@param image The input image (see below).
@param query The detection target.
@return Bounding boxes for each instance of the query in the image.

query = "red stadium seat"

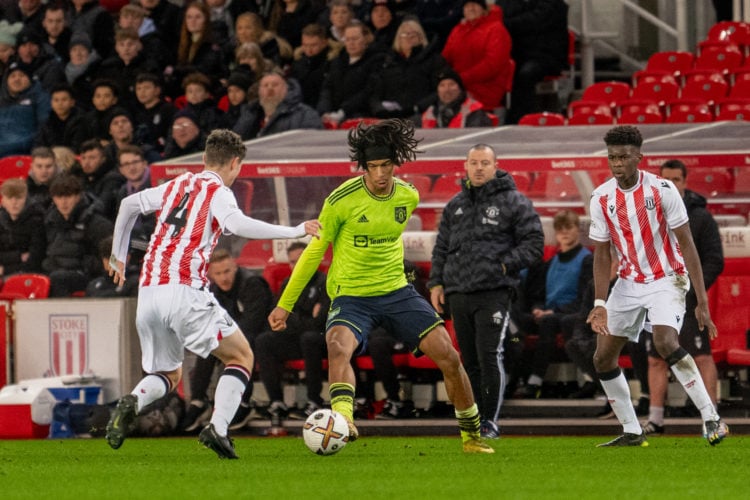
[694,44,744,74]
[423,171,465,202]
[567,100,611,118]
[715,108,750,121]
[645,51,694,78]
[714,97,750,120]
[262,262,292,296]
[631,69,678,88]
[0,274,51,300]
[508,171,532,193]
[581,81,631,109]
[729,77,750,98]
[567,112,616,125]
[236,239,274,268]
[397,174,432,195]
[528,171,580,199]
[685,168,733,197]
[617,110,663,124]
[617,99,661,117]
[339,118,380,129]
[707,20,750,51]
[518,112,566,126]
[0,155,31,184]
[680,75,729,105]
[217,95,230,112]
[664,98,712,119]
[232,179,254,214]
[630,80,680,106]
[665,108,713,123]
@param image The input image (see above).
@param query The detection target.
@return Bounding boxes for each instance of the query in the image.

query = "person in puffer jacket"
[0,61,50,157]
[42,173,113,297]
[429,143,543,439]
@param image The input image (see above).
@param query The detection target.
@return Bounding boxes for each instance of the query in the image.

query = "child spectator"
[0,178,46,278]
[42,173,113,297]
[326,0,355,43]
[289,23,340,109]
[182,72,223,134]
[219,70,253,129]
[26,146,60,210]
[34,83,88,153]
[97,28,161,109]
[132,73,177,153]
[82,78,118,142]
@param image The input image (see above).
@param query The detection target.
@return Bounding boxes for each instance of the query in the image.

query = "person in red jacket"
[441,0,512,111]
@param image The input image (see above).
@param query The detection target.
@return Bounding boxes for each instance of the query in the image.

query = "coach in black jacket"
[429,143,543,439]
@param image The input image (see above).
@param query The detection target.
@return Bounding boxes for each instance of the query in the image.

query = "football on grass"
[303,409,349,455]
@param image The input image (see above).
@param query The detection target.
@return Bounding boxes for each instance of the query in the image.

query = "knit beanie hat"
[437,68,465,91]
[226,71,254,92]
[0,21,23,47]
[69,31,93,51]
[462,0,488,10]
[15,25,43,47]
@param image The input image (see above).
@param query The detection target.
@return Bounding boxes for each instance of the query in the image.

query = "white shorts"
[606,273,689,341]
[136,284,238,373]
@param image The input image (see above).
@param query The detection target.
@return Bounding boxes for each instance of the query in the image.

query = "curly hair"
[205,129,246,167]
[347,119,422,170]
[603,125,643,148]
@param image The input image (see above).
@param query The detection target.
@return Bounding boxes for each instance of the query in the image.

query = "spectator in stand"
[113,145,155,267]
[10,24,65,93]
[219,70,253,129]
[254,242,330,429]
[441,0,512,111]
[564,256,619,399]
[233,42,278,101]
[42,173,113,297]
[181,72,224,134]
[496,0,569,124]
[0,61,50,157]
[228,12,292,68]
[429,143,543,439]
[97,28,161,109]
[641,160,725,436]
[64,32,101,111]
[0,21,23,77]
[52,146,79,173]
[41,4,71,62]
[367,0,399,53]
[72,138,123,220]
[205,0,259,51]
[412,68,492,128]
[317,21,385,126]
[34,83,88,153]
[82,79,119,143]
[132,73,177,154]
[415,0,463,51]
[117,4,171,71]
[268,0,324,50]
[0,178,46,278]
[368,17,447,119]
[67,0,115,60]
[26,146,59,209]
[135,0,182,64]
[233,71,322,140]
[103,108,160,166]
[181,249,274,433]
[1,0,44,34]
[163,109,207,159]
[85,235,139,297]
[326,0,356,43]
[512,210,592,399]
[169,1,227,99]
[290,23,341,109]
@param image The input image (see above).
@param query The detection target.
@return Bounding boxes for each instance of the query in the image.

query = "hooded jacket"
[441,5,513,109]
[233,78,322,140]
[429,170,544,294]
[0,77,50,156]
[683,189,724,289]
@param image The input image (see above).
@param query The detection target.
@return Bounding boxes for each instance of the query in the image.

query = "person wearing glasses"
[368,17,449,119]
[163,108,207,159]
[587,125,728,447]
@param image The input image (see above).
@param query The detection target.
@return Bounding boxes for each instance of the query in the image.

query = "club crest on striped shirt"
[645,197,655,210]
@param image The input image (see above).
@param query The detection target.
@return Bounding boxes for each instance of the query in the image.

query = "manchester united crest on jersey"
[394,206,407,223]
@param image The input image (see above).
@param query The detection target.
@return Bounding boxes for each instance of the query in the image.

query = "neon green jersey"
[278,176,418,311]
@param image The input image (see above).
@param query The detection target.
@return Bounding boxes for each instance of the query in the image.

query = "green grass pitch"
[0,435,746,499]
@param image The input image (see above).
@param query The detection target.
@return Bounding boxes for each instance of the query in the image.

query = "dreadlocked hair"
[348,118,422,170]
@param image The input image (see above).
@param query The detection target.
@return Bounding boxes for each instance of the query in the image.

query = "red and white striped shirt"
[138,171,230,288]
[589,170,689,283]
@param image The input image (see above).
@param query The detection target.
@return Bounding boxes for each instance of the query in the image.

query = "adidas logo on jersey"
[357,214,369,223]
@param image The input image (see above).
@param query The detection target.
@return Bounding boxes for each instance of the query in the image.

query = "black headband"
[363,144,393,162]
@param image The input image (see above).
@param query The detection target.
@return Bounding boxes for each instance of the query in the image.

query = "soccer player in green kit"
[268,119,493,453]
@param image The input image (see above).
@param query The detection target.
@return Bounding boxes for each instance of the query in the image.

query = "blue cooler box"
[47,386,102,405]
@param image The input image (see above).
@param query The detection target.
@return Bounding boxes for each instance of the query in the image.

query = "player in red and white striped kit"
[105,129,321,458]
[587,125,727,447]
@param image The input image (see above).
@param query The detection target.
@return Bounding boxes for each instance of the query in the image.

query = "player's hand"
[586,306,610,336]
[430,286,445,314]
[108,255,126,287]
[268,306,290,331]
[303,219,322,239]
[695,302,718,340]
